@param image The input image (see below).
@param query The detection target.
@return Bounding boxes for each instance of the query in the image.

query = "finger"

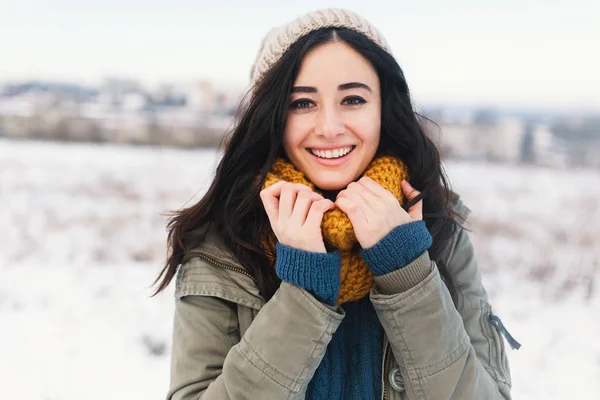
[290,190,313,226]
[408,200,424,221]
[401,180,421,200]
[343,184,375,217]
[311,192,325,201]
[289,183,322,205]
[358,176,391,198]
[278,183,296,220]
[262,180,287,196]
[262,181,312,197]
[280,183,320,221]
[402,180,423,220]
[260,187,280,223]
[335,196,367,225]
[288,183,315,196]
[305,199,335,228]
[348,181,383,212]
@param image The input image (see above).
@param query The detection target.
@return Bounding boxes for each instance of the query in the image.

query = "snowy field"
[1,138,599,399]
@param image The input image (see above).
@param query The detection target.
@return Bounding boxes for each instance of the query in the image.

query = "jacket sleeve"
[167,279,344,400]
[369,227,514,400]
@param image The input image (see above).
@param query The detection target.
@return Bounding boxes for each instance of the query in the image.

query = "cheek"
[351,112,381,146]
[283,116,313,155]
[282,119,297,153]
[281,134,295,162]
[364,124,381,144]
[283,116,301,145]
[367,108,382,145]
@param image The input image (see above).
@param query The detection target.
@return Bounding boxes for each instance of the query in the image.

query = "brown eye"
[290,99,314,109]
[343,96,366,106]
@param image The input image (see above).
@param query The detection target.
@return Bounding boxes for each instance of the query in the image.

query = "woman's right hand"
[260,181,334,253]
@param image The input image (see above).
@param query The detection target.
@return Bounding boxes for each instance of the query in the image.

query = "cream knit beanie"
[250,8,391,88]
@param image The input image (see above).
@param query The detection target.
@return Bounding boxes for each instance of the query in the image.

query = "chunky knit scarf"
[262,156,409,304]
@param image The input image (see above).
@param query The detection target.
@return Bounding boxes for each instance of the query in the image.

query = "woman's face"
[282,40,381,191]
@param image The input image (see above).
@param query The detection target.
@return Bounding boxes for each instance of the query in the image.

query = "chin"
[310,175,354,191]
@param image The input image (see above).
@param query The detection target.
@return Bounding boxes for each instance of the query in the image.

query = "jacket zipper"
[382,342,392,400]
[182,251,257,283]
[489,314,521,350]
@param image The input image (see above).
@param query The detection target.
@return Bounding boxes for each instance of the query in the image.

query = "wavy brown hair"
[152,28,461,305]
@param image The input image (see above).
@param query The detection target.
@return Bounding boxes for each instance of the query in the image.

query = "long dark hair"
[152,27,461,305]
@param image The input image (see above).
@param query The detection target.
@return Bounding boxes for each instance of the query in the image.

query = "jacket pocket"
[480,302,516,386]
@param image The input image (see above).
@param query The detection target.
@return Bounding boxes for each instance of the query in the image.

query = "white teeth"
[309,146,353,159]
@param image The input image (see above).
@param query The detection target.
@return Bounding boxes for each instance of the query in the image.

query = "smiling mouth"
[307,146,356,159]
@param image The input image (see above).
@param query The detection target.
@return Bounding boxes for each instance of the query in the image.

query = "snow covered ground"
[1,138,599,399]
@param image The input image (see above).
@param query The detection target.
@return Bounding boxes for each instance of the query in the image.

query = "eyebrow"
[338,82,372,92]
[291,82,372,93]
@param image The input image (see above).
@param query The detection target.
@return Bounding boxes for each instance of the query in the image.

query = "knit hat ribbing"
[250,8,391,88]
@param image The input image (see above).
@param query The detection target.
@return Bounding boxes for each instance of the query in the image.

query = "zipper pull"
[489,314,521,350]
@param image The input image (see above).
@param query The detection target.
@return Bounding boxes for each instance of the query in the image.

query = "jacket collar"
[186,225,245,269]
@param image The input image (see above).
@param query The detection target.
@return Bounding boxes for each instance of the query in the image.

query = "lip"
[306,146,355,167]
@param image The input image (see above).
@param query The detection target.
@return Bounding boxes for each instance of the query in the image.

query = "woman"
[154,8,520,400]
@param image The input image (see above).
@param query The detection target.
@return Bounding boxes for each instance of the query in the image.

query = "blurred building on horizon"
[0,79,599,168]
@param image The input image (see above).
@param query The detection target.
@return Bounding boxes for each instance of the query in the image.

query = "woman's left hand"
[335,177,423,249]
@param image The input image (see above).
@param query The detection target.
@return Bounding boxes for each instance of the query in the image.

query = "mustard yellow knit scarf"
[262,156,409,304]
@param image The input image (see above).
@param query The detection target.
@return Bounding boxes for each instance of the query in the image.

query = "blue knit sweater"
[276,221,432,399]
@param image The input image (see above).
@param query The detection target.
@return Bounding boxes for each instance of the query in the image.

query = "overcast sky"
[1,0,598,110]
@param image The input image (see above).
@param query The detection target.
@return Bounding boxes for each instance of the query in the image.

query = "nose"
[314,103,345,139]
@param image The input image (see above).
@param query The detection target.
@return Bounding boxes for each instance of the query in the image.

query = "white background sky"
[1,0,599,109]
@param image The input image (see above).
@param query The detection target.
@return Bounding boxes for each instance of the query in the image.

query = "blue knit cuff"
[361,220,433,276]
[275,243,341,306]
